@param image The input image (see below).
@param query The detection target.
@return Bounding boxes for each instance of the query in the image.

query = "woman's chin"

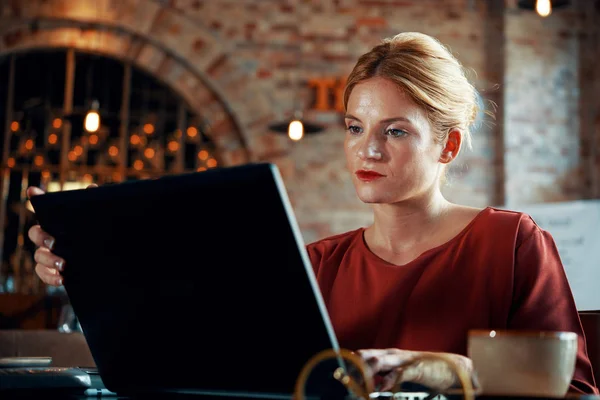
[356,190,389,204]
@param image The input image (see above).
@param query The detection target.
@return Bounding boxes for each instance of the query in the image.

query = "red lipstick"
[355,170,385,182]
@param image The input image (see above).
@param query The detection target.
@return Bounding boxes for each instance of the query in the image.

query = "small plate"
[0,357,53,368]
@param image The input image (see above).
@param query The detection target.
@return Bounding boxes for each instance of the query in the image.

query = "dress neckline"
[357,206,493,268]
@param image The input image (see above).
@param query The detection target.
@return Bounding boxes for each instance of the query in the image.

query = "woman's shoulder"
[307,228,364,251]
[473,206,545,244]
[305,228,365,264]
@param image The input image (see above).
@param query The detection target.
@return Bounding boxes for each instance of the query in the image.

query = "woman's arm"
[508,219,598,394]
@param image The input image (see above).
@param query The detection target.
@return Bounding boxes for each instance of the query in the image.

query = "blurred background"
[0,0,599,327]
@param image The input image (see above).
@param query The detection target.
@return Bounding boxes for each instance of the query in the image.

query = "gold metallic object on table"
[294,348,475,400]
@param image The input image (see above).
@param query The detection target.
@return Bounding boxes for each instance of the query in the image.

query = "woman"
[28,32,597,394]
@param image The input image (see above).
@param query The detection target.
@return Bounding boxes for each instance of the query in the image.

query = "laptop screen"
[31,163,342,398]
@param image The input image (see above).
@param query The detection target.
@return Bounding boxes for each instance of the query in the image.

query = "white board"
[510,200,600,311]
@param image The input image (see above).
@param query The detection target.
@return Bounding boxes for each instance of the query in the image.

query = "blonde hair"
[344,32,481,151]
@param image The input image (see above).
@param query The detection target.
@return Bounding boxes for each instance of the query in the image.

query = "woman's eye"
[386,128,408,138]
[346,125,362,135]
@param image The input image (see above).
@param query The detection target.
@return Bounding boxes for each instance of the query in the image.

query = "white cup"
[468,330,578,398]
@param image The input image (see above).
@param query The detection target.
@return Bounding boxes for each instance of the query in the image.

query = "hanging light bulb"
[288,119,304,141]
[269,116,324,139]
[518,0,569,16]
[536,0,552,17]
[84,100,100,133]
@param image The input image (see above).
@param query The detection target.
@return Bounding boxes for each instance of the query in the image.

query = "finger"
[86,184,98,189]
[359,349,415,374]
[357,348,403,360]
[28,225,55,249]
[356,349,383,359]
[400,360,455,391]
[378,370,402,391]
[34,247,65,272]
[358,349,388,375]
[356,349,392,372]
[26,186,46,199]
[395,363,423,386]
[35,264,63,286]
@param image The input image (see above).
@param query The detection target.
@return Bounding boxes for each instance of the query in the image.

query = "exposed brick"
[248,132,290,161]
[256,68,272,79]
[358,1,415,6]
[356,17,388,27]
[1,0,598,242]
[192,38,205,52]
[204,54,230,78]
[135,43,166,74]
[220,148,250,166]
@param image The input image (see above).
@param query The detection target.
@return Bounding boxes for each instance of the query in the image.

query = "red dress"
[306,207,598,394]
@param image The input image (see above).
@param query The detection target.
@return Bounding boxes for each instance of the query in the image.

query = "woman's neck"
[368,190,452,254]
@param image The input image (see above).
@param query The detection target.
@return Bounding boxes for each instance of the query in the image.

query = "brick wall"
[3,0,599,244]
[165,0,599,241]
[504,1,599,207]
[165,0,503,242]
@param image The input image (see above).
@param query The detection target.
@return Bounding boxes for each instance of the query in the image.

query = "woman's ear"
[439,129,462,164]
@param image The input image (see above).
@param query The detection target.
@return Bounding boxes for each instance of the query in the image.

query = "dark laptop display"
[30,163,342,398]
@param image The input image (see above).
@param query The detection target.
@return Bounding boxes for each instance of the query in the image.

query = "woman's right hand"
[27,184,97,286]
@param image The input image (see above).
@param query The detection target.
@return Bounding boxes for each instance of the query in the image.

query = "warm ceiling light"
[52,118,62,129]
[288,120,304,141]
[517,0,570,17]
[168,141,179,152]
[197,150,209,160]
[143,123,154,134]
[108,146,119,157]
[10,121,19,132]
[133,160,144,171]
[187,127,198,138]
[89,134,99,145]
[48,134,58,144]
[269,115,324,140]
[144,148,155,159]
[206,158,217,168]
[536,0,551,16]
[130,134,141,145]
[84,100,100,133]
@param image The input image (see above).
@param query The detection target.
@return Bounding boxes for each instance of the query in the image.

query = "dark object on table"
[0,330,95,368]
[0,367,90,391]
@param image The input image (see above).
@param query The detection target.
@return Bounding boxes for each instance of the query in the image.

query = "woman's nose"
[357,135,383,161]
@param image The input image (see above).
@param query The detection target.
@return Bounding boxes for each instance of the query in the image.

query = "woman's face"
[344,77,446,205]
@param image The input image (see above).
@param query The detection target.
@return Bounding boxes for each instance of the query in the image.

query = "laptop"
[30,163,347,399]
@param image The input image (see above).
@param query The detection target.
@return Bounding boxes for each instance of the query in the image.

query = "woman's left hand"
[357,348,473,392]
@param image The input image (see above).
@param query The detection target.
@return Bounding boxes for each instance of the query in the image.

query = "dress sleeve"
[508,218,598,394]
[306,241,324,275]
